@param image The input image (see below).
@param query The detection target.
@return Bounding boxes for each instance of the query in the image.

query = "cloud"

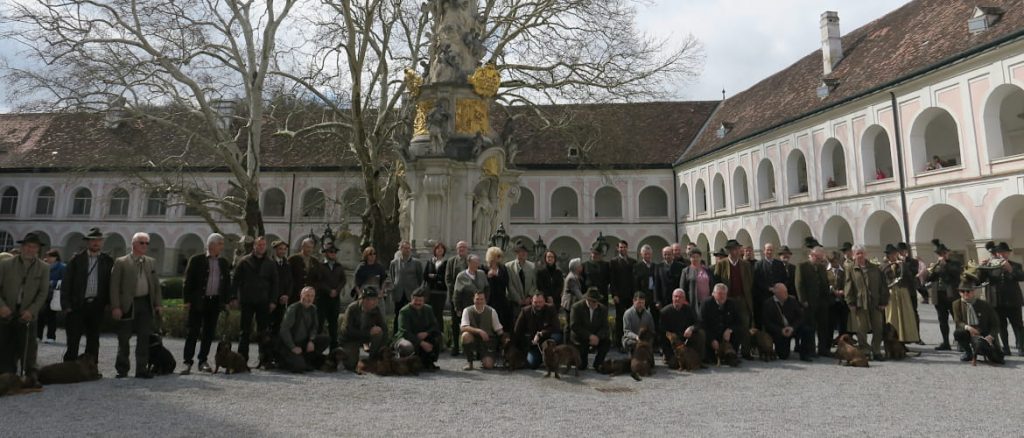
[636,0,912,100]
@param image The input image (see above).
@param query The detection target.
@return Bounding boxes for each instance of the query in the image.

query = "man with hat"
[926,239,962,350]
[393,288,442,371]
[181,233,233,375]
[340,286,388,371]
[388,240,424,333]
[778,246,797,296]
[976,241,1024,356]
[0,232,50,375]
[513,293,563,369]
[621,292,655,353]
[110,232,163,378]
[608,240,637,347]
[795,238,833,357]
[844,244,889,360]
[311,242,347,350]
[570,287,610,370]
[582,239,611,305]
[712,248,728,264]
[896,242,925,340]
[278,286,330,373]
[231,236,280,363]
[269,240,293,334]
[713,239,754,359]
[506,239,538,321]
[839,242,854,268]
[61,227,115,363]
[951,277,1003,364]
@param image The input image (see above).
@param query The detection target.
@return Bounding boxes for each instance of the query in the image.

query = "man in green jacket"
[795,241,832,357]
[0,233,49,375]
[844,245,889,360]
[393,288,442,370]
[278,287,329,373]
[340,286,388,371]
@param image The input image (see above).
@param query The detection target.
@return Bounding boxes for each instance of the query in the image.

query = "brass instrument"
[976,256,1007,286]
[884,260,903,289]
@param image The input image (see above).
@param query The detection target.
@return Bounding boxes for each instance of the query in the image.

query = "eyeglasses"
[138,242,150,245]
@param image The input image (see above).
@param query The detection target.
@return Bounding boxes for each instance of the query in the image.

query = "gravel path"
[5,305,1022,437]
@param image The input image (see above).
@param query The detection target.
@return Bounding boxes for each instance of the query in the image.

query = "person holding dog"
[569,288,610,371]
[951,278,1003,364]
[713,239,754,360]
[701,283,745,364]
[659,288,705,365]
[232,236,280,363]
[513,293,563,369]
[460,290,504,370]
[278,287,330,373]
[762,283,813,361]
[393,288,442,371]
[340,286,388,371]
[61,228,114,364]
[0,233,50,376]
[845,245,889,361]
[110,232,163,379]
[181,233,233,375]
[622,292,655,353]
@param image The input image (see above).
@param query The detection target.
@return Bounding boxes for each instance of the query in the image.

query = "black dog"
[148,334,177,375]
[38,355,102,385]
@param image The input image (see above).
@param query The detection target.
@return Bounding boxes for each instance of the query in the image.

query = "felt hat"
[931,239,949,254]
[360,286,380,299]
[584,287,603,301]
[16,232,44,246]
[778,246,793,256]
[993,242,1011,253]
[883,244,898,255]
[712,248,727,258]
[804,236,822,249]
[896,242,910,252]
[84,228,104,240]
[724,239,742,249]
[271,240,288,249]
[957,277,980,291]
[840,241,853,252]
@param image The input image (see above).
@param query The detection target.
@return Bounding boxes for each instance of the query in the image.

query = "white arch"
[594,186,623,218]
[786,149,808,195]
[732,167,750,206]
[756,159,777,202]
[820,138,848,188]
[982,83,1024,160]
[909,107,963,174]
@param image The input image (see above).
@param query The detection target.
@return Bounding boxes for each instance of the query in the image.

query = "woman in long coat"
[882,245,920,343]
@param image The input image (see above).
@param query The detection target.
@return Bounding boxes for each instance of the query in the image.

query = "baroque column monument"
[403,0,522,250]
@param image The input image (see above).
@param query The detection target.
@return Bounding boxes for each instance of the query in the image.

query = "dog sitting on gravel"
[665,333,702,372]
[748,328,777,362]
[834,334,870,367]
[541,339,580,379]
[501,334,528,371]
[0,373,42,397]
[148,334,176,375]
[390,355,423,376]
[882,323,908,361]
[715,340,739,367]
[37,355,102,385]
[357,347,395,376]
[214,341,251,375]
[256,331,278,369]
[321,348,349,372]
[629,328,656,379]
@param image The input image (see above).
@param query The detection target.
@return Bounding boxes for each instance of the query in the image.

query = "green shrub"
[160,277,184,300]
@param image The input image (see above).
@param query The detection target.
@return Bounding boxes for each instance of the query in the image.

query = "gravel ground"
[4,305,1022,437]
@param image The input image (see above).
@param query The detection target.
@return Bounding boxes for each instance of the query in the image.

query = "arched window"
[0,187,18,215]
[679,183,690,217]
[695,179,707,214]
[787,150,809,195]
[984,84,1024,160]
[109,188,130,217]
[712,174,726,211]
[821,139,847,188]
[861,126,893,181]
[0,230,13,252]
[342,188,367,220]
[757,159,776,201]
[910,108,962,173]
[263,188,287,217]
[638,186,668,217]
[732,168,749,206]
[35,187,55,216]
[550,187,578,218]
[145,191,168,216]
[594,186,622,218]
[71,188,93,216]
[511,187,535,218]
[301,189,325,218]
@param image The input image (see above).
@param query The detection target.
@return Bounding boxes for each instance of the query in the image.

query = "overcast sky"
[636,0,912,101]
[0,0,912,110]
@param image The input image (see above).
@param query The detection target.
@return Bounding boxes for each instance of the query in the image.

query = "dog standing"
[749,329,777,362]
[716,340,739,367]
[390,355,423,376]
[214,341,251,374]
[882,323,908,361]
[834,334,870,367]
[37,355,102,385]
[148,334,176,375]
[357,347,395,376]
[541,339,580,379]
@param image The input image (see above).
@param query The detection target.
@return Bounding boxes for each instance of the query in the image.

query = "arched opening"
[1,187,19,215]
[695,234,711,264]
[511,187,535,219]
[759,225,781,250]
[679,183,690,218]
[991,195,1024,253]
[732,168,750,206]
[862,126,893,181]
[0,230,14,252]
[102,233,128,259]
[984,84,1024,160]
[594,186,623,218]
[548,236,582,272]
[62,232,86,255]
[301,188,326,218]
[263,188,287,217]
[757,159,777,201]
[864,210,903,249]
[695,179,708,214]
[148,233,167,275]
[176,233,206,274]
[787,220,813,261]
[713,231,728,255]
[786,150,809,195]
[109,188,130,217]
[71,188,93,217]
[914,204,976,262]
[821,216,854,251]
[735,229,754,249]
[821,139,847,188]
[910,107,962,173]
[510,235,535,254]
[145,191,168,217]
[680,234,692,247]
[342,188,367,220]
[638,186,669,217]
[601,235,621,254]
[637,236,670,262]
[34,187,55,216]
[550,187,579,218]
[712,174,726,211]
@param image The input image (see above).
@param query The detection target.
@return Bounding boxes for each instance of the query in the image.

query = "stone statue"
[427,99,451,154]
[472,177,498,246]
[398,194,413,243]
[424,0,484,83]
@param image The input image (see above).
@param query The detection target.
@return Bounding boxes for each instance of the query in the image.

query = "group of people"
[1,226,1021,382]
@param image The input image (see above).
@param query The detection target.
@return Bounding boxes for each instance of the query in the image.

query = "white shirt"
[461,305,503,333]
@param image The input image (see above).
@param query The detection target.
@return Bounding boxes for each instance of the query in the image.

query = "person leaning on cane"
[0,233,50,377]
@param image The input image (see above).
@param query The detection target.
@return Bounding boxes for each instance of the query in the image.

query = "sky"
[635,0,913,101]
[0,0,913,110]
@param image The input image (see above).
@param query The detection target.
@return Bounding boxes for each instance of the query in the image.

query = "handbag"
[49,280,62,312]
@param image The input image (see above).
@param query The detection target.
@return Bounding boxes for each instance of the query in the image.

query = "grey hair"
[568,257,583,273]
[206,233,225,247]
[851,244,865,253]
[713,283,729,294]
[467,254,481,264]
[131,232,150,244]
[640,244,653,254]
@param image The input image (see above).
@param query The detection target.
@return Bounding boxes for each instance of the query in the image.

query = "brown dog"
[748,329,777,362]
[357,347,395,376]
[630,329,656,379]
[0,373,42,397]
[321,348,349,372]
[835,334,870,367]
[882,323,908,361]
[716,340,739,367]
[38,355,102,385]
[666,333,702,372]
[501,334,528,371]
[541,340,580,379]
[600,358,632,376]
[390,355,423,376]
[214,341,251,374]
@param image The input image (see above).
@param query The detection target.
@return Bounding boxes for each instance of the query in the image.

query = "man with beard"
[393,289,442,370]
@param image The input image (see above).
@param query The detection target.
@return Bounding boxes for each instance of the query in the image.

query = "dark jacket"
[273,257,294,303]
[634,260,658,304]
[394,302,441,344]
[581,259,610,298]
[513,304,562,346]
[762,296,805,339]
[340,300,388,343]
[232,252,279,305]
[952,298,1001,338]
[311,260,347,301]
[423,258,448,294]
[795,261,830,308]
[700,297,744,342]
[569,299,609,343]
[653,262,677,306]
[536,263,565,307]
[754,258,787,300]
[288,254,317,296]
[279,302,319,349]
[978,260,1024,309]
[61,250,114,309]
[659,302,700,337]
[183,254,232,311]
[608,255,637,301]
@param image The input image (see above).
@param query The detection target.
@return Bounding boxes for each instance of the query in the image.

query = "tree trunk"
[244,197,266,239]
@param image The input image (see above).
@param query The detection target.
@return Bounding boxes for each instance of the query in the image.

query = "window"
[638,186,668,217]
[861,126,892,181]
[301,189,325,218]
[109,189,130,217]
[594,186,622,218]
[821,139,847,188]
[342,188,367,219]
[71,188,93,216]
[35,187,55,216]
[757,159,776,201]
[695,179,707,214]
[263,188,286,217]
[510,187,535,218]
[787,150,809,195]
[712,174,726,211]
[733,168,750,206]
[145,191,168,216]
[910,107,962,174]
[0,230,13,252]
[0,187,18,215]
[550,187,579,218]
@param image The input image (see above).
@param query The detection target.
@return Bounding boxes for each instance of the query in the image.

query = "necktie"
[518,264,526,288]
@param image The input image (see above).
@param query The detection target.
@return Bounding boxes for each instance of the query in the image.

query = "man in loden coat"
[0,233,50,375]
[713,239,754,359]
[795,238,833,357]
[845,245,889,361]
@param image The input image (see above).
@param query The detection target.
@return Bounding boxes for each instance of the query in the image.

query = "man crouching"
[460,290,504,370]
[393,288,442,371]
[278,287,329,373]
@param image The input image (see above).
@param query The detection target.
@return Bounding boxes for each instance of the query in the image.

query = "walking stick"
[20,319,31,378]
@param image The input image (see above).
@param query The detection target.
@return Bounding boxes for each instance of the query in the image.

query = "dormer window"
[817,78,840,99]
[969,6,1004,34]
[716,122,734,139]
[567,146,580,158]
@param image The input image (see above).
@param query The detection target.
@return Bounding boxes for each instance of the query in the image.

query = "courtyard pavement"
[3,305,1022,437]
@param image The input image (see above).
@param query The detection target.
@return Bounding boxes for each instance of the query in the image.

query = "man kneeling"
[660,289,705,366]
[762,283,813,361]
[278,287,329,373]
[460,290,504,370]
[513,293,563,369]
[340,287,388,371]
[393,288,442,371]
[569,288,610,370]
[952,279,1004,365]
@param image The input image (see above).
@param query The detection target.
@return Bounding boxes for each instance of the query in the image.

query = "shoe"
[450,350,461,357]
[463,362,474,371]
[425,363,440,372]
[198,362,213,373]
[960,352,973,362]
[914,340,926,345]
[873,353,886,362]
[116,372,128,379]
[934,343,951,351]
[43,338,55,345]
[799,355,813,362]
[135,372,154,379]
[818,352,833,358]
[1001,348,1011,357]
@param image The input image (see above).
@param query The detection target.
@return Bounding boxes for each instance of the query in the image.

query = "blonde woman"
[485,247,513,329]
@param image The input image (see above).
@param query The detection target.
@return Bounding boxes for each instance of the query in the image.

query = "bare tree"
[2,0,304,239]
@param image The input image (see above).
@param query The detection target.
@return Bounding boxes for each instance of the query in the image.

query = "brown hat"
[271,240,288,249]
[778,246,793,256]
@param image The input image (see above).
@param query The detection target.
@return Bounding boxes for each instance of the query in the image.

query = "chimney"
[210,98,237,131]
[820,11,843,75]
[105,96,127,129]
